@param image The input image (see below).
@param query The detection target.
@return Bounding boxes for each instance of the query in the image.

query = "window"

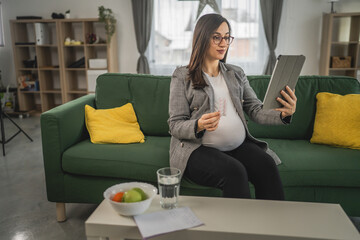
[0,2,4,47]
[148,0,268,75]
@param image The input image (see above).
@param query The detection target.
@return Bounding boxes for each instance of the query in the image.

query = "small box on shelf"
[331,56,352,68]
[89,59,107,69]
[87,70,108,92]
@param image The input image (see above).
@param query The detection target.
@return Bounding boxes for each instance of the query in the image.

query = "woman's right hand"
[197,111,221,132]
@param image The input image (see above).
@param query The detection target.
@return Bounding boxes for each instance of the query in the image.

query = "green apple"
[123,189,142,203]
[132,187,148,200]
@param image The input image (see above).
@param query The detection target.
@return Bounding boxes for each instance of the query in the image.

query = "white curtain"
[148,0,268,75]
[0,2,4,47]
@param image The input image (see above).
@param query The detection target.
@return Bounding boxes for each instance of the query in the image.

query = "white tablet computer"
[262,55,305,110]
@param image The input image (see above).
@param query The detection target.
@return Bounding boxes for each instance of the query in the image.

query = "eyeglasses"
[212,35,234,45]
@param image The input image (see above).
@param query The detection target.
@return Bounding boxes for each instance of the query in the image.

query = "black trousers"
[184,140,285,200]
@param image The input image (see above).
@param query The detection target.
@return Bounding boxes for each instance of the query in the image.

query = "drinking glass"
[156,167,181,209]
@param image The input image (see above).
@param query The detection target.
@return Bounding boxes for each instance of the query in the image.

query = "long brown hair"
[187,14,231,89]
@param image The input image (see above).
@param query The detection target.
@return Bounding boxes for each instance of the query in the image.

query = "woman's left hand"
[275,86,297,118]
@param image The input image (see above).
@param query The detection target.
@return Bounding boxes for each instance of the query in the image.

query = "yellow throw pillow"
[85,103,145,144]
[310,92,360,150]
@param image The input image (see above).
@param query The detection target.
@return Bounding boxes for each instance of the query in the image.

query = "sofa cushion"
[261,138,360,187]
[62,136,170,183]
[85,104,145,144]
[310,92,360,150]
[95,74,171,136]
[248,76,360,140]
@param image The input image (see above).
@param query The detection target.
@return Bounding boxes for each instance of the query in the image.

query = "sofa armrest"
[41,94,95,202]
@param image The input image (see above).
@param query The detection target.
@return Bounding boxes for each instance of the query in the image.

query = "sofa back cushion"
[96,74,171,136]
[96,74,360,138]
[247,75,360,139]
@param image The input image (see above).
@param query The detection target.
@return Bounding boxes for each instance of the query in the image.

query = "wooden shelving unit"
[320,12,360,80]
[10,18,118,112]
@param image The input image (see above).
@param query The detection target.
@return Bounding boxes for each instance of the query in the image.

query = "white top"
[86,197,360,240]
[201,72,246,151]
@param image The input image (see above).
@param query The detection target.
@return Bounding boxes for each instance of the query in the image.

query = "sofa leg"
[56,202,67,222]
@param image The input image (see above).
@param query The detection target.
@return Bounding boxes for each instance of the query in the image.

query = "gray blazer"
[168,62,286,175]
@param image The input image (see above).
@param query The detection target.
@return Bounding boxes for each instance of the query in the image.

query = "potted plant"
[98,6,116,44]
[65,10,70,19]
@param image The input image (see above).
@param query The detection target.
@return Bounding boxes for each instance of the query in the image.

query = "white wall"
[0,0,359,86]
[277,0,360,76]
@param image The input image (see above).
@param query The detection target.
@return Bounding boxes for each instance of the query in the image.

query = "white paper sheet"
[133,207,203,239]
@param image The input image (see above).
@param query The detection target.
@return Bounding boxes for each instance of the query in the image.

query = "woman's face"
[205,21,230,62]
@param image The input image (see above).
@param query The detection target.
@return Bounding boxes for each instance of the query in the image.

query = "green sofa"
[41,73,360,220]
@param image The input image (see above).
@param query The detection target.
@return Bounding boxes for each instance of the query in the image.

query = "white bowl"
[103,182,157,216]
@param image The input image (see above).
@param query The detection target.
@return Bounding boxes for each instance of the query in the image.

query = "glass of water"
[156,167,181,209]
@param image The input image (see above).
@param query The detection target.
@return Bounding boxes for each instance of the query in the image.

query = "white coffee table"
[85,195,359,240]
